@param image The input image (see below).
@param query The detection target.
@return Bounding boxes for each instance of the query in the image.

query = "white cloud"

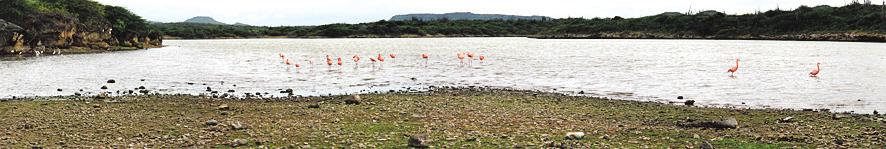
[94,0,882,26]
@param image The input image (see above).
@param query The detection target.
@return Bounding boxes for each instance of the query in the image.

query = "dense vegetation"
[0,0,158,47]
[153,3,886,41]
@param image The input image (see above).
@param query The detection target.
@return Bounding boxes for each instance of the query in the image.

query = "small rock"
[107,79,116,83]
[280,89,293,94]
[832,114,850,119]
[220,111,230,115]
[406,134,430,148]
[205,87,212,92]
[344,95,361,105]
[205,119,219,126]
[778,117,794,123]
[677,96,684,99]
[230,122,246,130]
[578,90,585,94]
[600,134,610,140]
[74,93,81,96]
[684,100,695,106]
[140,79,145,81]
[56,88,62,92]
[565,132,585,140]
[137,86,146,90]
[96,92,109,99]
[873,110,879,115]
[92,104,101,108]
[227,89,235,93]
[100,86,108,90]
[231,139,248,147]
[802,109,814,111]
[682,117,738,129]
[307,104,320,109]
[217,104,230,110]
[139,90,150,94]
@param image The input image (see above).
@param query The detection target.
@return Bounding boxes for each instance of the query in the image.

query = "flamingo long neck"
[735,60,739,68]
[816,63,820,70]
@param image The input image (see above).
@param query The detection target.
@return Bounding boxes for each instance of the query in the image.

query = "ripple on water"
[1,38,885,113]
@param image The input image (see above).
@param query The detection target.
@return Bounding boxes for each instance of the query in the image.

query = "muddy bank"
[0,88,883,148]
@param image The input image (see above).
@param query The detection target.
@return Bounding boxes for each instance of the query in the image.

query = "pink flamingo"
[377,54,385,62]
[389,53,396,59]
[479,55,486,61]
[456,52,465,65]
[809,62,821,77]
[284,58,291,65]
[421,53,429,66]
[727,59,740,76]
[337,57,343,71]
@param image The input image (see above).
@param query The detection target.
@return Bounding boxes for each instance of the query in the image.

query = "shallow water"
[1,38,884,113]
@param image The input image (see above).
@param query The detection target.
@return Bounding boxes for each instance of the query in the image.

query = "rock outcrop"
[0,19,26,54]
[0,1,162,56]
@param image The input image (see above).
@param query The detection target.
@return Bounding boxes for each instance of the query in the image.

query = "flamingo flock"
[725,58,822,77]
[276,51,486,73]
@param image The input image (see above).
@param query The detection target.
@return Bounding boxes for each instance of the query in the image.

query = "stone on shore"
[406,134,430,148]
[344,94,361,105]
[205,119,219,126]
[564,132,585,140]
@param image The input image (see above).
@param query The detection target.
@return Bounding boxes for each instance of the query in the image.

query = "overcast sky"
[94,0,882,26]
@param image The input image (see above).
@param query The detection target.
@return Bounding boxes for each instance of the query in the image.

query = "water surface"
[1,38,884,113]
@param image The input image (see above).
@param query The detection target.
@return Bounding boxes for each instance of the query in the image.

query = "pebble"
[217,104,230,110]
[205,119,219,126]
[139,90,150,94]
[406,134,430,148]
[231,139,248,147]
[778,116,794,123]
[227,90,235,93]
[205,87,212,92]
[100,86,108,90]
[230,122,246,130]
[307,104,320,109]
[137,86,146,90]
[684,100,695,106]
[677,96,684,99]
[344,95,361,105]
[56,88,62,92]
[107,79,116,83]
[832,114,850,119]
[565,132,585,140]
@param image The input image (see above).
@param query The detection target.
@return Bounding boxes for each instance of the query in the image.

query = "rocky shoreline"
[1,88,883,148]
[1,18,161,57]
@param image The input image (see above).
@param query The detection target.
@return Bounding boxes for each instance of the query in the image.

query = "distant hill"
[390,12,551,21]
[183,16,227,25]
[232,22,251,26]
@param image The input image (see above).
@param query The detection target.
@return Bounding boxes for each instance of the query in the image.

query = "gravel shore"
[1,88,883,148]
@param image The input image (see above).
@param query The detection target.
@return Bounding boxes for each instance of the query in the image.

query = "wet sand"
[0,88,883,148]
